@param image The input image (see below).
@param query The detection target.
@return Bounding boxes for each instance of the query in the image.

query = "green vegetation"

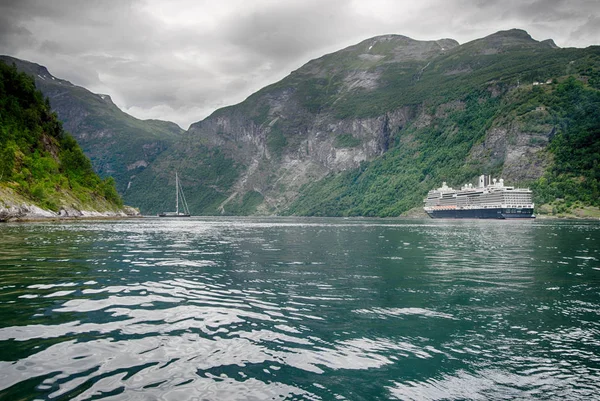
[0,61,123,211]
[267,125,288,159]
[286,90,502,216]
[0,56,182,195]
[222,190,265,215]
[530,77,600,209]
[287,74,600,217]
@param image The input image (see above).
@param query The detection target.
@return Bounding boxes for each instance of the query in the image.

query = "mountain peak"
[1,55,51,79]
[98,93,115,105]
[293,33,461,79]
[350,34,460,60]
[0,55,74,87]
[459,28,553,55]
[486,28,535,41]
[541,38,559,49]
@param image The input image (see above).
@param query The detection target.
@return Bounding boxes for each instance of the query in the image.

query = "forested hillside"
[0,61,126,216]
[288,77,600,216]
[0,56,183,196]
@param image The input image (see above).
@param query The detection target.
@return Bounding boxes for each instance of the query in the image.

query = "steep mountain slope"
[126,34,461,214]
[0,61,133,220]
[126,29,599,216]
[0,56,183,196]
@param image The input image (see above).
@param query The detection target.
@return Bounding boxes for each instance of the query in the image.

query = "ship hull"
[426,208,534,219]
[157,213,191,217]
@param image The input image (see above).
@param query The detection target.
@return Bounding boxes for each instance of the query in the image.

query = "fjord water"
[0,218,599,400]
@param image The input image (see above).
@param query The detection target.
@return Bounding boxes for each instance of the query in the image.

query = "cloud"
[0,0,598,129]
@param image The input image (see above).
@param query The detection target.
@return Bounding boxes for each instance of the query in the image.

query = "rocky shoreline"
[0,185,141,222]
[0,205,141,222]
[0,200,141,222]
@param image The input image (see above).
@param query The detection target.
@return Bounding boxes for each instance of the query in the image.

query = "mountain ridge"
[135,30,598,215]
[0,55,184,196]
[123,29,599,216]
[0,60,137,221]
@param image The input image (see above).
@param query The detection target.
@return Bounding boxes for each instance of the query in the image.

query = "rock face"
[183,104,414,213]
[468,126,553,182]
[0,202,56,221]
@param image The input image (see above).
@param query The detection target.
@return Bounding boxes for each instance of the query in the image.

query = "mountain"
[0,61,135,220]
[125,29,599,217]
[0,56,183,197]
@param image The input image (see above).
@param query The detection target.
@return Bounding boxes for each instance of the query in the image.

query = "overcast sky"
[1,0,599,129]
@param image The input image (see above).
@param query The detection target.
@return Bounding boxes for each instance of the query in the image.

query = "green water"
[0,217,599,400]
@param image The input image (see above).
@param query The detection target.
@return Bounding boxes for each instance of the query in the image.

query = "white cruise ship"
[424,175,535,219]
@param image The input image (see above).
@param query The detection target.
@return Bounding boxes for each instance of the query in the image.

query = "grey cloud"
[0,19,33,53]
[0,0,598,129]
[1,0,135,25]
[223,0,368,64]
[568,15,600,44]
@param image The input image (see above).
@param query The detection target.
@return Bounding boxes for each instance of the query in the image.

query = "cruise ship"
[424,175,535,219]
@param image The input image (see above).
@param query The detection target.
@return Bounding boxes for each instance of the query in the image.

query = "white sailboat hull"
[157,212,191,217]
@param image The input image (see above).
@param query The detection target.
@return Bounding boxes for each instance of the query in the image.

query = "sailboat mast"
[175,171,179,215]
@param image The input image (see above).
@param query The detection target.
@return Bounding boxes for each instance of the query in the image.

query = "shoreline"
[2,210,598,223]
[1,213,143,223]
[1,186,141,223]
[0,203,141,223]
[3,213,144,223]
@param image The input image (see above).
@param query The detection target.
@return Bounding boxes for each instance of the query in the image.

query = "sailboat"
[158,172,191,217]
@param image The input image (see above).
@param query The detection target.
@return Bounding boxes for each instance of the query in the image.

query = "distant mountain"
[0,55,183,197]
[126,29,600,216]
[0,61,134,220]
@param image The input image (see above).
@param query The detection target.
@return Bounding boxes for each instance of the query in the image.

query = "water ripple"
[0,217,599,400]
